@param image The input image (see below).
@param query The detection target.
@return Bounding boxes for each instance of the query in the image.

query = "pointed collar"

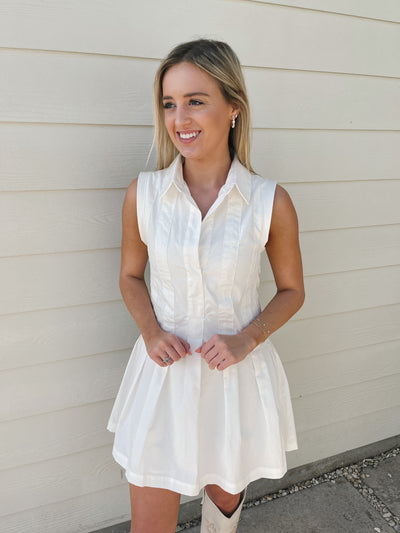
[159,154,251,204]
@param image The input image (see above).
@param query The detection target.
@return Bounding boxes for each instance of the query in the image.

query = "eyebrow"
[162,92,210,100]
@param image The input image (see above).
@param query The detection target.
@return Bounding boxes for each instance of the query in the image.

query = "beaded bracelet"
[251,317,271,341]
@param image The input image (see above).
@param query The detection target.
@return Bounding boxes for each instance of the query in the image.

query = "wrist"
[141,322,163,344]
[251,316,271,341]
[239,325,262,352]
[243,317,271,348]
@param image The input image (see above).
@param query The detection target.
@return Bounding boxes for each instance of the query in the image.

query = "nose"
[175,104,191,128]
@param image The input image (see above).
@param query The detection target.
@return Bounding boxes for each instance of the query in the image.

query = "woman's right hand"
[144,330,192,367]
[119,179,191,368]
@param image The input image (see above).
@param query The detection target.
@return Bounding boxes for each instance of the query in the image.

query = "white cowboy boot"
[200,486,247,532]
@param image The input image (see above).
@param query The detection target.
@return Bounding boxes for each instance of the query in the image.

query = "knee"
[205,484,241,514]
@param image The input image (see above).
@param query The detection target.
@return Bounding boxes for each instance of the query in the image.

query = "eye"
[163,102,175,109]
[189,99,203,106]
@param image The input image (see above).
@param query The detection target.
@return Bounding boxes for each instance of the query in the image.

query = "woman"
[107,39,305,533]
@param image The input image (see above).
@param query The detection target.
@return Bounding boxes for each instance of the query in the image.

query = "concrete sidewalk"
[181,447,400,532]
[92,440,400,533]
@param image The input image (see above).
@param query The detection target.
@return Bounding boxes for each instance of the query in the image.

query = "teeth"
[179,131,199,139]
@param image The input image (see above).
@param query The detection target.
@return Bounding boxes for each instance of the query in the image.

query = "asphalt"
[182,451,400,533]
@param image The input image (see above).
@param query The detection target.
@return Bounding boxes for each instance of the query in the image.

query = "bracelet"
[251,317,271,341]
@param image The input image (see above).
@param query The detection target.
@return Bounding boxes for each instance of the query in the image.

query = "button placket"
[183,199,205,346]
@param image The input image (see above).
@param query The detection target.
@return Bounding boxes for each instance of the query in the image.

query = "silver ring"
[164,356,171,363]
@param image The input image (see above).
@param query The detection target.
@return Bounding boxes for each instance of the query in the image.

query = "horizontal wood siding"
[3,188,400,257]
[1,51,400,128]
[240,0,400,23]
[1,127,399,191]
[1,1,399,531]
[0,0,399,75]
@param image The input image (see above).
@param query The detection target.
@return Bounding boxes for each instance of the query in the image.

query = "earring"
[231,114,238,129]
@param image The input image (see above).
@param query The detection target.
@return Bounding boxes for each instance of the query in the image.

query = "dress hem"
[111,442,298,497]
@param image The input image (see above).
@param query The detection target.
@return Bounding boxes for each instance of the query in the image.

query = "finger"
[202,341,217,359]
[183,340,192,354]
[154,347,175,365]
[195,339,212,355]
[156,355,168,367]
[163,355,174,366]
[171,338,188,358]
[209,353,225,370]
[163,346,180,362]
[161,335,186,360]
[216,359,227,371]
[204,346,219,364]
[175,336,191,354]
[196,336,217,356]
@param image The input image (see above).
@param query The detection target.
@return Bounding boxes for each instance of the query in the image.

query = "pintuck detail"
[200,486,247,532]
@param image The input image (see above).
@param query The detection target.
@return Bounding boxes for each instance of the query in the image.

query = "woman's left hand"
[195,332,257,371]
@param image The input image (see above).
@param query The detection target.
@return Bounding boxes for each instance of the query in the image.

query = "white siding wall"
[1,1,399,531]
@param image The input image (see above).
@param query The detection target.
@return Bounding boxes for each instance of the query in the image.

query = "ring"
[164,356,171,363]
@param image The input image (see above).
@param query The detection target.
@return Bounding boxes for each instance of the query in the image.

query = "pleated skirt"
[107,335,298,497]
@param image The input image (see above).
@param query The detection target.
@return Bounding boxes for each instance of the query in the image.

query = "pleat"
[106,335,147,432]
[263,342,299,451]
[127,360,169,465]
[222,363,242,479]
[252,342,298,453]
[112,352,202,489]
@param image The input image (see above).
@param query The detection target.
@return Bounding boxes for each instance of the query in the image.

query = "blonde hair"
[152,39,254,172]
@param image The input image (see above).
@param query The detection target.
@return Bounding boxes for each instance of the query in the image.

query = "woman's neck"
[182,153,233,191]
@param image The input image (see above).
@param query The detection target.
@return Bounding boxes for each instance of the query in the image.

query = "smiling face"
[162,62,239,164]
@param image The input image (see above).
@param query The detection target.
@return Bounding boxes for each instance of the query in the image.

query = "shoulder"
[250,172,274,187]
[125,166,173,214]
[125,167,166,200]
[121,178,139,220]
[274,184,292,207]
[249,171,276,194]
[124,177,139,205]
[270,184,299,231]
[137,167,172,192]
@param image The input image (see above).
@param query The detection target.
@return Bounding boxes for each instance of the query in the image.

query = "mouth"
[177,130,200,142]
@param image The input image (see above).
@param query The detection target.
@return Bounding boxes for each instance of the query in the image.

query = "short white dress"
[107,154,298,497]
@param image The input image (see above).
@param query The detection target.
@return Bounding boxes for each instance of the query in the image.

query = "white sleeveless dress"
[107,155,298,497]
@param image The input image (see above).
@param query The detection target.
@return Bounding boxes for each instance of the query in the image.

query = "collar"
[159,154,251,204]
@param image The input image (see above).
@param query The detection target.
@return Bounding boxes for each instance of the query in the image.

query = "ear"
[230,101,241,119]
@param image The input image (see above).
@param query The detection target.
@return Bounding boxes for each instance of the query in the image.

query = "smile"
[178,131,200,140]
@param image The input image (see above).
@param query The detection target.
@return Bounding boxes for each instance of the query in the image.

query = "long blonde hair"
[152,39,254,172]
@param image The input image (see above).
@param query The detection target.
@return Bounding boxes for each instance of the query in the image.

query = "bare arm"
[198,185,305,370]
[120,179,191,367]
[242,184,305,346]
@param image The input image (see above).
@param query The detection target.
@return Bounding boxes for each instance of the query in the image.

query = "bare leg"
[129,484,181,533]
[204,484,243,517]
